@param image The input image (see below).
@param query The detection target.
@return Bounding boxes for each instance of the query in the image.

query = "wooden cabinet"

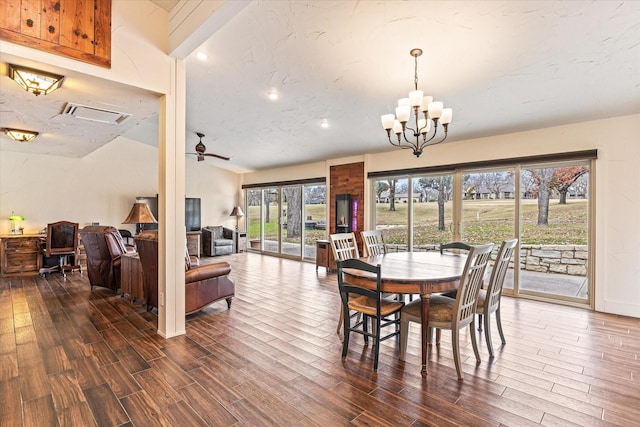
[0,235,43,275]
[186,231,201,257]
[0,0,112,68]
[121,253,143,302]
[316,239,335,272]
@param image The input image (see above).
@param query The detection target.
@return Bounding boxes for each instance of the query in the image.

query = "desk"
[0,234,43,275]
[343,251,466,375]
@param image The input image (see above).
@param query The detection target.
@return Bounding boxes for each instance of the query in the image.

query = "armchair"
[79,226,132,292]
[201,226,235,256]
[134,230,234,314]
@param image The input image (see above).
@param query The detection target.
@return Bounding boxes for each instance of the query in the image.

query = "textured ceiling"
[2,1,639,173]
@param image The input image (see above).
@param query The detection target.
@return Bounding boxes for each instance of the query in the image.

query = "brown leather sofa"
[79,225,132,292]
[134,230,234,314]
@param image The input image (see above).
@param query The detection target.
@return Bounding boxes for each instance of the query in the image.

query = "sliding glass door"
[370,156,593,308]
[245,181,326,261]
[518,162,590,303]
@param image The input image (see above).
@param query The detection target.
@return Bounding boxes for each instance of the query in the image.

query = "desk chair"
[118,229,135,249]
[39,221,81,278]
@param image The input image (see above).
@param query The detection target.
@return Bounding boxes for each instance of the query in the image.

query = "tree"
[282,187,301,238]
[375,181,389,203]
[418,175,452,230]
[529,168,554,226]
[387,179,398,211]
[552,166,588,204]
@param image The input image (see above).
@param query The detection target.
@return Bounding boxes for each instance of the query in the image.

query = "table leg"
[420,293,431,376]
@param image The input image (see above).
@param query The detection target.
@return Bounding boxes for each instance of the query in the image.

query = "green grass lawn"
[247,198,588,246]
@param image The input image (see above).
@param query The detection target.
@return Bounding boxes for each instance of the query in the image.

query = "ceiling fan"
[188,132,231,161]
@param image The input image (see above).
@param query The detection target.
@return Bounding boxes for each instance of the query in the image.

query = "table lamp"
[9,213,24,234]
[122,202,158,232]
[229,206,244,231]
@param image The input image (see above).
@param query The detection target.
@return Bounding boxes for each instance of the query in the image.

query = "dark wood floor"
[1,252,639,426]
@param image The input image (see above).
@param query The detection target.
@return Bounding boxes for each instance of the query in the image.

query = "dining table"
[342,251,467,376]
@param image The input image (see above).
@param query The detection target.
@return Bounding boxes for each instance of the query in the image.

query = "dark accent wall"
[330,162,365,252]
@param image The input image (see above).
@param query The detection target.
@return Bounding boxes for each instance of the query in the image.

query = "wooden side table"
[316,239,335,272]
[186,231,201,257]
[235,231,247,253]
[121,253,143,302]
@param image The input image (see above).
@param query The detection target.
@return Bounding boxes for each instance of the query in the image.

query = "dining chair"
[361,230,386,256]
[476,238,518,357]
[439,241,472,254]
[361,229,405,303]
[399,242,494,381]
[330,233,361,334]
[329,232,360,261]
[337,258,404,371]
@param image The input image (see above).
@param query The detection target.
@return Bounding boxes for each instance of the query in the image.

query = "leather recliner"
[79,225,132,292]
[134,230,234,314]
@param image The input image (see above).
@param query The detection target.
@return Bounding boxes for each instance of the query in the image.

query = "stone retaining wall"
[385,243,588,277]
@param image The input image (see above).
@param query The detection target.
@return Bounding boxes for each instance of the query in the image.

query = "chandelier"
[381,48,452,157]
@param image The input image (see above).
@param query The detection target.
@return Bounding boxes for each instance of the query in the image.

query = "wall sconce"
[229,206,244,230]
[2,128,39,142]
[8,63,64,96]
[9,213,24,234]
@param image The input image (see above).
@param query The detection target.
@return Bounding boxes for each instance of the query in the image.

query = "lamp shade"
[9,215,25,221]
[230,206,244,218]
[122,202,158,224]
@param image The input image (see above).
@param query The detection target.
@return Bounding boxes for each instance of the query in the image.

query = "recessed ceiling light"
[321,119,329,128]
[196,51,208,61]
[268,91,278,101]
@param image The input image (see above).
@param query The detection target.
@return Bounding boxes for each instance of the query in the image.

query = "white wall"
[0,137,239,235]
[242,114,640,318]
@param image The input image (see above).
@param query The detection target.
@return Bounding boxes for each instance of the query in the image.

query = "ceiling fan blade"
[203,153,232,161]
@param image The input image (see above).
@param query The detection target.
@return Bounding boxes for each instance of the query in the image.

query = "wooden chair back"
[452,243,494,329]
[484,239,518,315]
[45,221,79,257]
[440,241,472,254]
[329,232,359,261]
[361,230,386,256]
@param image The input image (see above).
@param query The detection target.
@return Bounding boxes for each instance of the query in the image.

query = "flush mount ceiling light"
[2,128,39,142]
[268,91,278,101]
[8,63,64,96]
[381,48,452,158]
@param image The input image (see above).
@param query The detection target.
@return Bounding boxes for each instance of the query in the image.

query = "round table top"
[343,251,467,294]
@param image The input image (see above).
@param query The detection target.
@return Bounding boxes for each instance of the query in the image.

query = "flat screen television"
[134,196,201,233]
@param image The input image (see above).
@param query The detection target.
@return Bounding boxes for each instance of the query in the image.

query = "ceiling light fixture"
[196,51,208,61]
[321,119,329,128]
[8,64,64,96]
[381,48,452,157]
[268,91,278,100]
[2,128,39,142]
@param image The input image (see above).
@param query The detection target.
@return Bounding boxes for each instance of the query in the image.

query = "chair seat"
[403,295,456,323]
[475,289,487,310]
[348,296,404,317]
[213,239,233,246]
